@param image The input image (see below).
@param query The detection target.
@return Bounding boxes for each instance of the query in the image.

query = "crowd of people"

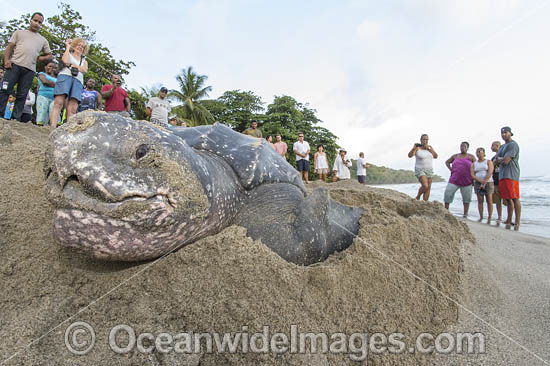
[0,12,179,129]
[409,127,521,229]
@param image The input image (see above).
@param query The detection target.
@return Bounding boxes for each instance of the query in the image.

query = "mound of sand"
[0,120,473,365]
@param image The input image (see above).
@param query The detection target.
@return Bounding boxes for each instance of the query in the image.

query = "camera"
[415,143,422,147]
[70,67,79,77]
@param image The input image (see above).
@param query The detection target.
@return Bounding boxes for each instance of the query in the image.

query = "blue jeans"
[0,64,36,121]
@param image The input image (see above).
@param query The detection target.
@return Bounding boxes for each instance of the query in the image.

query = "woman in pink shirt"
[444,141,476,217]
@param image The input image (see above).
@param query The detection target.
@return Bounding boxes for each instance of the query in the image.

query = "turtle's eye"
[135,144,149,160]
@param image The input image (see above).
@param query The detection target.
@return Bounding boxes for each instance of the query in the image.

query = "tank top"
[37,72,56,100]
[415,149,433,170]
[315,152,328,169]
[79,89,98,112]
[448,157,473,187]
[59,52,84,85]
[473,160,493,182]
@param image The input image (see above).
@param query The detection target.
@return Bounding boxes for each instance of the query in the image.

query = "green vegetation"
[349,160,444,184]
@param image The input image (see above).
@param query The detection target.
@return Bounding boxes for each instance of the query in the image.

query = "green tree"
[262,95,339,173]
[0,3,134,89]
[203,90,264,131]
[169,66,214,126]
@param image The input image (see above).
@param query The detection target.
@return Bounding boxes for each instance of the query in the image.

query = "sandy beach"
[1,119,548,365]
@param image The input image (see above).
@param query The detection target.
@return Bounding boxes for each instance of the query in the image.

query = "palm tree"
[169,67,214,126]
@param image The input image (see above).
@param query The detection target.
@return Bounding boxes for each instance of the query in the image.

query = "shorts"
[357,175,366,184]
[36,95,55,124]
[316,168,329,174]
[444,183,473,204]
[296,159,310,172]
[474,181,494,196]
[415,167,433,179]
[54,74,84,102]
[499,178,519,199]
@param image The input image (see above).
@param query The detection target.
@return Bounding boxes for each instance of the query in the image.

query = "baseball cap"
[160,87,168,92]
[501,126,513,136]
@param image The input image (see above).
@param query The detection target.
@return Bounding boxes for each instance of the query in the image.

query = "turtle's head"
[45,111,210,261]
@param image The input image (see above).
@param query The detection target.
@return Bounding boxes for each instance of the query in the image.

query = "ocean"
[376,176,550,238]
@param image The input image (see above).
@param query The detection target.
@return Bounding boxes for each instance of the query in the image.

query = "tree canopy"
[169,67,214,126]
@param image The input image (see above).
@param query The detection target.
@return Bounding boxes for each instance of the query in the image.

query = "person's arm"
[76,59,88,74]
[313,152,318,170]
[96,92,102,110]
[283,143,288,155]
[124,97,131,112]
[37,52,52,64]
[470,163,479,182]
[484,160,494,186]
[408,144,418,158]
[3,42,15,69]
[146,107,152,119]
[101,85,115,99]
[38,73,55,87]
[427,145,438,159]
[61,39,72,68]
[445,155,455,171]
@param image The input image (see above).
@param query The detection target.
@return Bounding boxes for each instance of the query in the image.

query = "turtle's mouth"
[45,168,177,218]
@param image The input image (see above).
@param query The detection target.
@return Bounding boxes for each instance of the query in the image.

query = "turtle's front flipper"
[233,185,362,265]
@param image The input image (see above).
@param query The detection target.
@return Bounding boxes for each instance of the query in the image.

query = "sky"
[2,0,549,179]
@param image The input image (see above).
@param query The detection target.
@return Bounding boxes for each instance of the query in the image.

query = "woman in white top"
[314,144,329,182]
[50,38,89,129]
[471,147,495,222]
[408,134,438,201]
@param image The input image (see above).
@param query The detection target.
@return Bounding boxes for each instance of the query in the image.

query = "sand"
[1,119,473,365]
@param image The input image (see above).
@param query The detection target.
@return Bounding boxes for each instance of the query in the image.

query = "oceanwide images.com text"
[65,322,485,361]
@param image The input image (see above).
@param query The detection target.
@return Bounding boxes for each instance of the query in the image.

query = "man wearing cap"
[332,149,352,182]
[243,120,262,138]
[496,126,521,229]
[146,87,171,127]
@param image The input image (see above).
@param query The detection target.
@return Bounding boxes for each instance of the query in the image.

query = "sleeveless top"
[37,72,56,100]
[473,159,493,182]
[59,52,84,84]
[78,89,98,112]
[448,157,473,187]
[315,152,328,169]
[415,149,433,170]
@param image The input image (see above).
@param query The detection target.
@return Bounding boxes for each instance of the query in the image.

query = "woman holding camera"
[408,134,438,201]
[50,38,88,129]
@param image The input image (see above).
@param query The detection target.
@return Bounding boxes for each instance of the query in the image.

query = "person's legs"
[460,185,473,217]
[66,98,79,120]
[476,193,484,221]
[443,183,459,210]
[424,178,433,201]
[0,65,20,115]
[304,171,309,184]
[50,95,66,129]
[513,198,521,229]
[486,194,493,222]
[36,95,51,125]
[505,199,514,226]
[416,175,428,200]
[494,185,502,220]
[12,67,35,121]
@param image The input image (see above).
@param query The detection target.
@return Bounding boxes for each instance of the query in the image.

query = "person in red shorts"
[496,126,521,230]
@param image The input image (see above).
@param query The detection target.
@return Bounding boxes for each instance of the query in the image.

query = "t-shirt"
[147,97,171,124]
[58,52,85,85]
[8,29,51,72]
[37,72,56,100]
[243,128,262,138]
[497,140,520,181]
[333,156,352,179]
[101,85,128,112]
[356,157,367,176]
[274,141,287,157]
[79,89,99,112]
[293,141,310,161]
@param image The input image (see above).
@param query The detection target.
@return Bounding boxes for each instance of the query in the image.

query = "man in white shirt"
[146,86,171,126]
[293,132,310,184]
[332,149,352,182]
[356,152,370,184]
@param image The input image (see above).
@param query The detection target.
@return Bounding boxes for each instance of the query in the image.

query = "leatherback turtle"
[45,111,362,265]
